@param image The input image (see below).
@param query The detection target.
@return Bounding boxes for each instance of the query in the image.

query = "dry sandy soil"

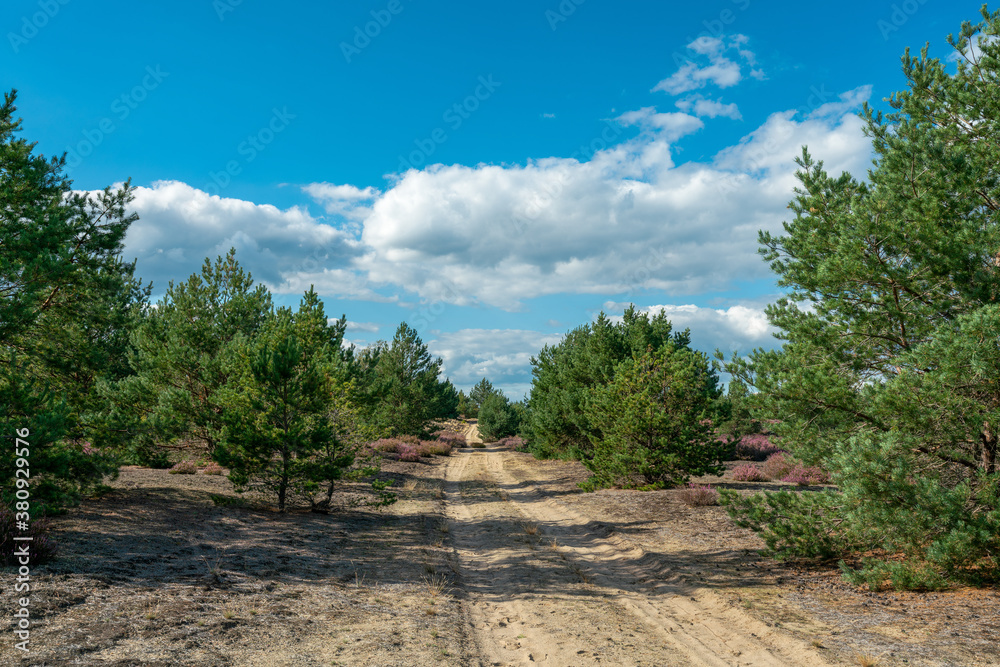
[2,421,998,666]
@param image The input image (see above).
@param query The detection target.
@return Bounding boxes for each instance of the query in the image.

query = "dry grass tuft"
[423,573,451,597]
[571,564,592,584]
[853,650,883,667]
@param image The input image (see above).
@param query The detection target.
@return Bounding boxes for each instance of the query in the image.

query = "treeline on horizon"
[5,7,1000,592]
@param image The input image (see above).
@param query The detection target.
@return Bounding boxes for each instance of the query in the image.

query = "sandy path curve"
[444,424,835,667]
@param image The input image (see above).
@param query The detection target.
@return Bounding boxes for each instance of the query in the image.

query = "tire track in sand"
[444,425,834,667]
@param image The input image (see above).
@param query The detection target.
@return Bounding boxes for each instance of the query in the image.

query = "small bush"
[782,465,830,486]
[497,435,526,449]
[201,462,225,475]
[396,434,420,446]
[679,483,719,506]
[397,443,421,462]
[371,438,403,453]
[839,558,949,592]
[168,460,199,475]
[719,488,849,560]
[732,434,784,461]
[1,505,58,566]
[759,453,796,481]
[731,463,767,482]
[420,441,453,456]
[210,494,248,508]
[436,431,466,448]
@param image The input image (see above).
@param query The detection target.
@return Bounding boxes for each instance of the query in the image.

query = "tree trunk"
[982,422,997,475]
[278,450,290,512]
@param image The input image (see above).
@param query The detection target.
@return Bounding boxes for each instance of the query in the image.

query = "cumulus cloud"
[301,182,380,223]
[116,83,872,316]
[345,88,871,310]
[427,329,564,399]
[714,85,871,190]
[615,107,705,140]
[119,180,385,300]
[653,34,762,95]
[343,320,380,333]
[675,96,742,120]
[601,301,779,357]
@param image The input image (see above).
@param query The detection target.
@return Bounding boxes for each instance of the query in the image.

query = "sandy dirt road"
[445,425,834,667]
[7,423,996,666]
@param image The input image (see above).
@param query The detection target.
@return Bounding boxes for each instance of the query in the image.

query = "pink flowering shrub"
[497,435,527,450]
[1,505,58,565]
[371,438,403,453]
[201,462,225,475]
[419,441,453,456]
[397,443,421,462]
[730,463,767,482]
[168,460,199,475]
[678,483,719,506]
[732,433,784,461]
[436,431,466,448]
[782,465,830,486]
[759,453,796,481]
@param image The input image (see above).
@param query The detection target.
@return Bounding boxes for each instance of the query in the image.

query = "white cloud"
[115,86,872,316]
[675,96,742,120]
[427,329,564,399]
[343,320,380,333]
[714,86,871,179]
[301,182,380,224]
[615,107,705,140]
[653,34,759,95]
[601,301,779,356]
[346,88,871,310]
[119,180,387,301]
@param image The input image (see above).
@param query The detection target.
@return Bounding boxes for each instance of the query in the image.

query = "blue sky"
[3,0,984,398]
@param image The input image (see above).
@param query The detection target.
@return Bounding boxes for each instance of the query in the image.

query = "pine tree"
[722,8,1000,588]
[1,89,139,508]
[358,323,454,436]
[582,345,724,490]
[217,308,332,512]
[478,391,520,441]
[469,377,499,412]
[100,250,272,463]
[525,305,693,459]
